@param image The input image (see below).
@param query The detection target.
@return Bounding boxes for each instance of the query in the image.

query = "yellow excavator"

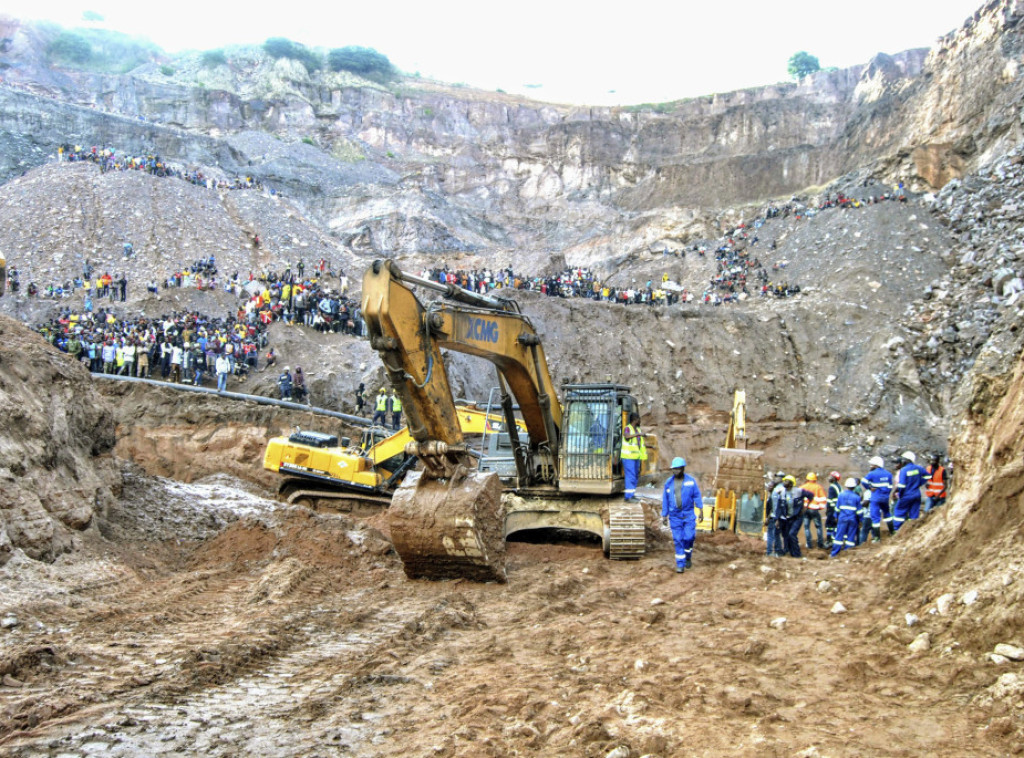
[263,405,525,513]
[361,259,659,582]
[698,389,765,535]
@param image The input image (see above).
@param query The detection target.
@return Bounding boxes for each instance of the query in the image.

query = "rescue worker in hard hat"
[661,457,702,573]
[800,472,827,550]
[830,478,861,557]
[390,389,403,431]
[924,453,948,512]
[825,471,842,549]
[892,451,927,530]
[621,412,648,501]
[861,456,894,542]
[776,475,813,558]
[372,388,388,426]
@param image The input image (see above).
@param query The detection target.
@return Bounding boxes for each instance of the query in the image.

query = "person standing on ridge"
[390,389,403,430]
[372,388,388,426]
[355,382,366,416]
[661,457,701,573]
[621,412,647,501]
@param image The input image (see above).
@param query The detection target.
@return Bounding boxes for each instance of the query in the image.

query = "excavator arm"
[362,259,562,484]
[361,259,567,582]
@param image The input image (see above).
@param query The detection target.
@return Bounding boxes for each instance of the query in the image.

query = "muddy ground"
[0,467,1019,758]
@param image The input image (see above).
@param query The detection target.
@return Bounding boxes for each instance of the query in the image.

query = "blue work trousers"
[869,500,893,531]
[780,516,802,557]
[669,517,696,569]
[803,509,825,549]
[623,458,640,500]
[892,497,921,531]
[765,518,784,556]
[831,514,858,557]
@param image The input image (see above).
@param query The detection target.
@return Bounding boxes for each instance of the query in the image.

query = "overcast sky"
[5,0,987,105]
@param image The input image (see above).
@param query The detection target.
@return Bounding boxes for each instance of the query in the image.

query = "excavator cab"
[560,384,632,494]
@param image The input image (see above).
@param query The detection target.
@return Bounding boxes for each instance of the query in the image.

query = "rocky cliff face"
[1,4,1021,261]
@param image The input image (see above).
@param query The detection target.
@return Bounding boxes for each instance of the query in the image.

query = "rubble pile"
[914,146,1024,407]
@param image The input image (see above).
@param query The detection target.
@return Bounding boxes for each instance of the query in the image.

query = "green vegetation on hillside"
[44,25,159,73]
[327,46,396,83]
[788,51,821,80]
[200,49,228,68]
[263,37,322,74]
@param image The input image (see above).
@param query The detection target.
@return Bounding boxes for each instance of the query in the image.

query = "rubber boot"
[685,556,692,568]
[871,527,881,543]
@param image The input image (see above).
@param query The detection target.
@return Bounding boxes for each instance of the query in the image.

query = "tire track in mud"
[2,590,438,757]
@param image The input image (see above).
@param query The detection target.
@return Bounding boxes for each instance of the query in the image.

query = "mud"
[0,471,1021,757]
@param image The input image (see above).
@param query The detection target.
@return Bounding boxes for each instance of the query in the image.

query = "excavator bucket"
[714,448,766,534]
[714,448,765,494]
[388,470,507,583]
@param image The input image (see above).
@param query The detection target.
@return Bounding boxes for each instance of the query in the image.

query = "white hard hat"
[844,477,858,488]
[902,451,916,463]
[869,456,885,468]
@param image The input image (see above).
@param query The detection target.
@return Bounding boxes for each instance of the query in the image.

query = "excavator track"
[278,480,392,515]
[605,502,646,560]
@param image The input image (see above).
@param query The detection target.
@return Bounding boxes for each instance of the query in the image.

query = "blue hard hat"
[671,457,687,468]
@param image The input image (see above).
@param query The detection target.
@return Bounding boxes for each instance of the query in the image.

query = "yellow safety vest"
[376,394,388,411]
[621,424,647,461]
[391,395,402,412]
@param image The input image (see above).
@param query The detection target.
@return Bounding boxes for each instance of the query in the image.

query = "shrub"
[160,64,175,76]
[48,32,92,64]
[327,46,395,83]
[200,49,227,68]
[302,136,315,146]
[264,37,321,74]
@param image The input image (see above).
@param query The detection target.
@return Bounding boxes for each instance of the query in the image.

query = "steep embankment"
[0,314,120,563]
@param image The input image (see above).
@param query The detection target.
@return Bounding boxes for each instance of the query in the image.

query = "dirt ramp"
[388,471,507,583]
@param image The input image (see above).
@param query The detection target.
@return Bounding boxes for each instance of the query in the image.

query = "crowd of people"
[764,451,949,559]
[58,144,266,192]
[36,305,278,392]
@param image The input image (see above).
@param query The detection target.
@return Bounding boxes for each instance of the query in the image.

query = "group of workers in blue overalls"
[765,451,948,559]
[623,416,950,573]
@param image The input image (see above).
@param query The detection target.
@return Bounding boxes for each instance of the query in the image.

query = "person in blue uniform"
[661,457,702,573]
[830,478,861,556]
[892,451,927,530]
[861,456,894,543]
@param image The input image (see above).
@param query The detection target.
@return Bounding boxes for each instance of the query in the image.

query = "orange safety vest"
[925,466,947,498]
[803,481,827,510]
